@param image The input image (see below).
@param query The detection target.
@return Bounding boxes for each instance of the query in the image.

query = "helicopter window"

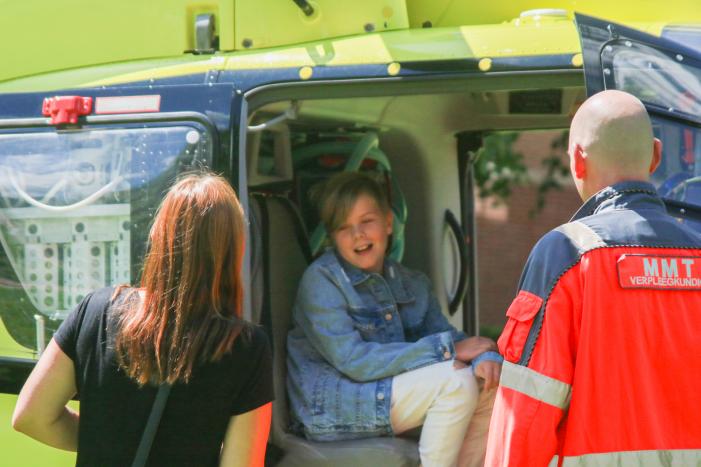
[662,27,701,54]
[604,41,701,122]
[0,125,211,350]
[652,118,701,211]
[601,41,701,222]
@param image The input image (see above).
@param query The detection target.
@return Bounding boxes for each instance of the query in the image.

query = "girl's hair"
[318,172,391,233]
[115,173,245,385]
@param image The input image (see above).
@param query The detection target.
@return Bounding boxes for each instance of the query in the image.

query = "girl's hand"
[454,336,497,363]
[474,360,502,390]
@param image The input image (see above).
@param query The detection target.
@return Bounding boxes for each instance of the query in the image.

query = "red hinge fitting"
[42,96,93,125]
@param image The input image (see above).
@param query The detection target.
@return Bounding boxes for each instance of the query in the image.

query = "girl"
[13,173,273,467]
[287,172,502,467]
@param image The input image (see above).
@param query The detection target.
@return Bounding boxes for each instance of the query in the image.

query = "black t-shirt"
[53,287,273,467]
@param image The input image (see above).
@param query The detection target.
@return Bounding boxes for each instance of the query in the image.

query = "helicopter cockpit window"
[605,41,701,120]
[604,41,701,217]
[652,119,701,211]
[0,125,210,350]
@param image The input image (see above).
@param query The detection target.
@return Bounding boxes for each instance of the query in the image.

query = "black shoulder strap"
[131,383,172,467]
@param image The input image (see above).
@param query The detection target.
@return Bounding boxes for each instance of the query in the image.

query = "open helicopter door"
[575,13,701,230]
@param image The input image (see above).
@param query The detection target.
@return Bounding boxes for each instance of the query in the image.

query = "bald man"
[485,90,701,466]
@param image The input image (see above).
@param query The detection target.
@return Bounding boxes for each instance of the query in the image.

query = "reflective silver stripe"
[562,449,701,466]
[499,361,571,409]
[556,221,606,252]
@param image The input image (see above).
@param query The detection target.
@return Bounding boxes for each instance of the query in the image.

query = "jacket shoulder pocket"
[498,290,543,363]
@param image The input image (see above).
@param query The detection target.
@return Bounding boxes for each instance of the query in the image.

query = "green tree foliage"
[473,132,527,201]
[532,131,570,215]
[473,131,570,215]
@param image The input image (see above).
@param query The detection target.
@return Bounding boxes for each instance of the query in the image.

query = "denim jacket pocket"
[400,302,425,331]
[347,307,384,340]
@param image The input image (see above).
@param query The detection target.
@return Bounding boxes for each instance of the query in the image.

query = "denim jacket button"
[377,392,385,400]
[384,313,393,321]
[443,351,452,360]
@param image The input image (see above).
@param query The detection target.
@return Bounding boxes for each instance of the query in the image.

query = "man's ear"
[572,143,587,180]
[649,138,662,174]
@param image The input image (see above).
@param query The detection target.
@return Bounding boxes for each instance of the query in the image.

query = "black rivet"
[242,38,253,48]
[364,23,375,32]
[422,20,432,28]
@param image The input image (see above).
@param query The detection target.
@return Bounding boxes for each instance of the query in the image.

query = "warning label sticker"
[617,254,701,290]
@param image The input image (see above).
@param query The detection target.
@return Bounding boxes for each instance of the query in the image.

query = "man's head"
[568,90,662,200]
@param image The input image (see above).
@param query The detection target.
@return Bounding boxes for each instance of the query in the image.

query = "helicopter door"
[575,13,701,230]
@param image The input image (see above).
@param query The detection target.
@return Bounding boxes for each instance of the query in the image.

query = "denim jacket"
[286,249,467,441]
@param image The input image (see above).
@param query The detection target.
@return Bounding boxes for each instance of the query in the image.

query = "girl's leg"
[457,385,497,467]
[390,360,479,467]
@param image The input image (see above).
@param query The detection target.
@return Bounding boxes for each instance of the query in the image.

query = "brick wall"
[476,131,582,332]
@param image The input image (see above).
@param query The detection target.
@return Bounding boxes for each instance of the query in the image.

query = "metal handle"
[445,209,469,315]
[292,0,315,16]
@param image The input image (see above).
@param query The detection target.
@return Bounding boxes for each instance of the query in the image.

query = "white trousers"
[391,360,496,467]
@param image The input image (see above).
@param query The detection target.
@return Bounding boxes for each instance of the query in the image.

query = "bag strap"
[131,383,172,467]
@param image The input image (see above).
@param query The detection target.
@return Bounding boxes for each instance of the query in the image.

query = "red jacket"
[486,182,701,466]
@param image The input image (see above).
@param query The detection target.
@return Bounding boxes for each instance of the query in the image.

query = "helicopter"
[0,1,700,465]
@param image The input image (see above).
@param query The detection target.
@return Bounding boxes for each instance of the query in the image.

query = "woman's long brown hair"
[115,173,245,385]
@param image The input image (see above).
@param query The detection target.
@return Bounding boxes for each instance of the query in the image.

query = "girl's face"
[332,194,393,274]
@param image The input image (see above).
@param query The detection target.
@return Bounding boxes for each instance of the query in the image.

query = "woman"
[287,172,502,467]
[13,173,273,467]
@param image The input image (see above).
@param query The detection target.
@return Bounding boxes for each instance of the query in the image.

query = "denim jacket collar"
[570,180,664,222]
[332,250,415,304]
